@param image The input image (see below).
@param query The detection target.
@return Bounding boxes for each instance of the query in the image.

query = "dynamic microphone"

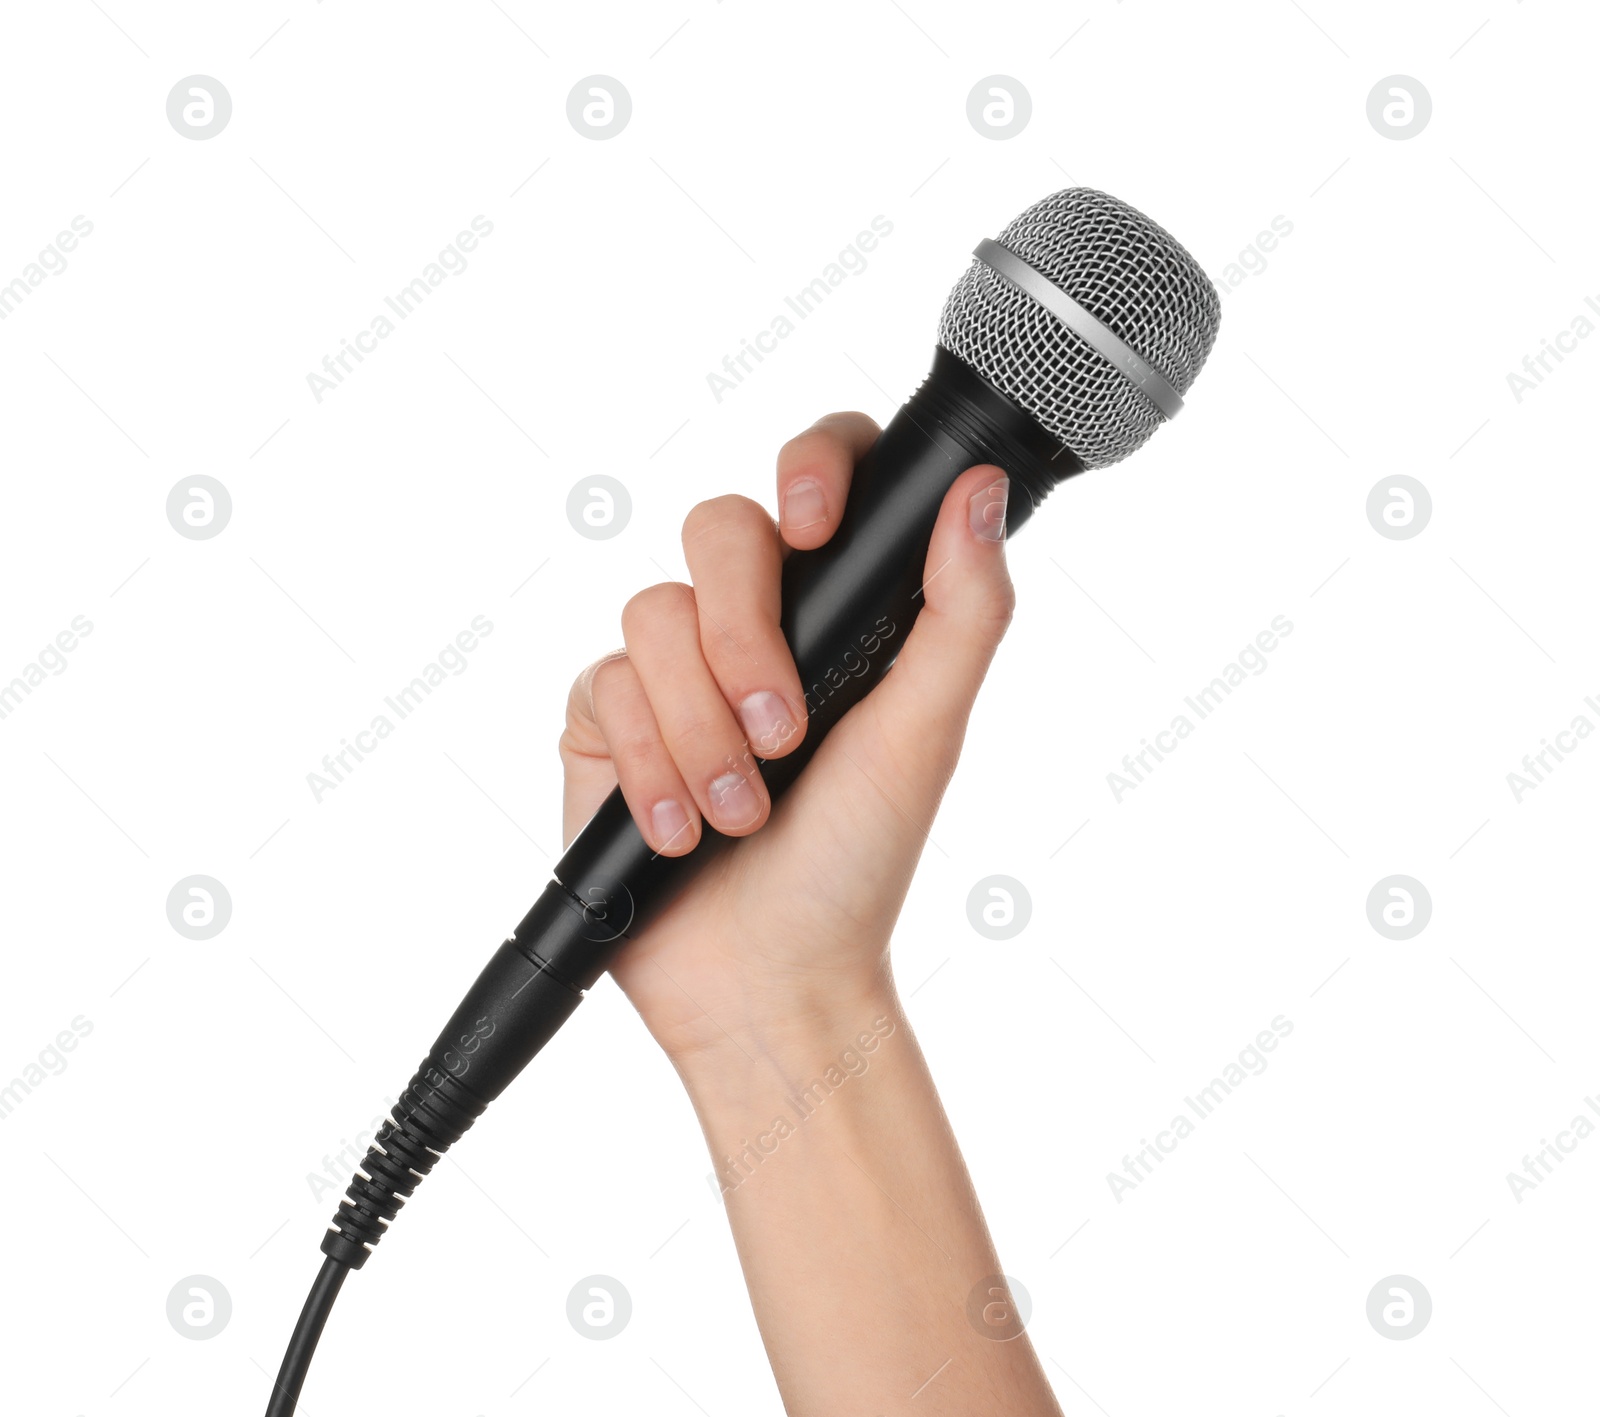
[264,187,1222,1415]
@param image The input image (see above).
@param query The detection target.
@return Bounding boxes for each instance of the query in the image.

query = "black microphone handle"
[316,347,1081,1272]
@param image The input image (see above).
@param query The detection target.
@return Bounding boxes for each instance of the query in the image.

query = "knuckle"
[699,618,764,676]
[611,732,660,773]
[979,581,1018,636]
[621,582,691,638]
[682,494,768,549]
[588,654,630,702]
[669,713,722,751]
[817,409,879,439]
[567,667,592,710]
[781,413,875,468]
[777,426,830,471]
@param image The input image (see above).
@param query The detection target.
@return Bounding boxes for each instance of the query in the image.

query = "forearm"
[676,983,1062,1417]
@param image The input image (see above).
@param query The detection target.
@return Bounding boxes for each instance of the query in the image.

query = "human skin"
[560,412,1062,1415]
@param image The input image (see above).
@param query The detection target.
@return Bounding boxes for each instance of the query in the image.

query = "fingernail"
[738,691,798,758]
[651,799,692,852]
[784,479,827,531]
[970,476,1008,542]
[708,770,762,830]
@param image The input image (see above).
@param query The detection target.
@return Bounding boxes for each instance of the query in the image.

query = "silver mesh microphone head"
[938,188,1221,469]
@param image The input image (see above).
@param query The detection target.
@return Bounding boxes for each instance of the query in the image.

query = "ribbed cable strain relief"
[320,1064,486,1270]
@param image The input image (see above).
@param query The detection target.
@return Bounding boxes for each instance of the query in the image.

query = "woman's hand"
[560,416,1065,1417]
[559,411,1013,1066]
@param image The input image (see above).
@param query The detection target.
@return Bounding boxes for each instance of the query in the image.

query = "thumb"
[866,464,1014,755]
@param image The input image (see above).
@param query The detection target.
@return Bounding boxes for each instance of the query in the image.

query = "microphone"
[264,187,1222,1415]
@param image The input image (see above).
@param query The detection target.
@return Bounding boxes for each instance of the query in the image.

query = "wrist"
[678,985,914,1206]
[668,974,905,1110]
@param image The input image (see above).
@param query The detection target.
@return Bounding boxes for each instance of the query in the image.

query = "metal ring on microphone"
[973,237,1184,420]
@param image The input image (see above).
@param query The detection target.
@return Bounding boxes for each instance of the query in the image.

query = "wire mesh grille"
[938,188,1221,468]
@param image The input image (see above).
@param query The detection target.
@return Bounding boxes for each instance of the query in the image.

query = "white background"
[1,1,1596,1413]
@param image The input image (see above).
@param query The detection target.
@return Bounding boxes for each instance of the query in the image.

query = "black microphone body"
[315,347,1079,1271]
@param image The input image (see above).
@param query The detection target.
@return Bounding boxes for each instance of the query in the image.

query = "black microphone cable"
[264,927,589,1417]
[265,1257,345,1417]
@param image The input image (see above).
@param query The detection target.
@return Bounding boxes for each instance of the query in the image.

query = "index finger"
[775,411,880,551]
